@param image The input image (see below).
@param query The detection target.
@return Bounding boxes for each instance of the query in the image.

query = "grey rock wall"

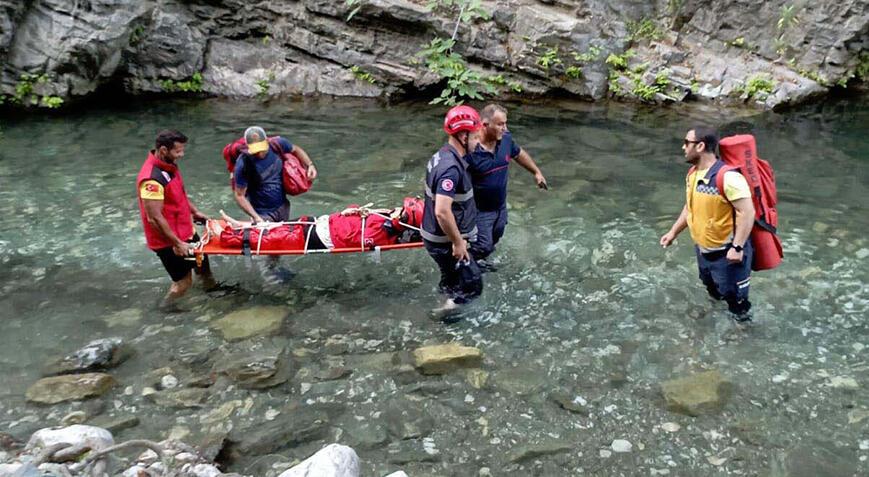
[0,0,866,109]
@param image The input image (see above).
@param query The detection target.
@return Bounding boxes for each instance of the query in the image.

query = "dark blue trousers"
[425,242,483,304]
[696,241,753,317]
[470,205,508,261]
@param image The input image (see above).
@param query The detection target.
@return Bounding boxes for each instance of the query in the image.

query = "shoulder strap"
[715,165,736,203]
[267,137,286,160]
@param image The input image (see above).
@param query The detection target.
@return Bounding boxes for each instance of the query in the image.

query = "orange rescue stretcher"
[193,218,424,257]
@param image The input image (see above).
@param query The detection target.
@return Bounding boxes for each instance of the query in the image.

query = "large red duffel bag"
[717,134,783,271]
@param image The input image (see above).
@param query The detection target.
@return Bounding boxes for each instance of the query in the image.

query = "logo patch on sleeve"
[145,183,159,193]
[441,179,454,192]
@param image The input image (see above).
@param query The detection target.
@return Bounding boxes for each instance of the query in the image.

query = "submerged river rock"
[42,337,129,376]
[26,374,117,405]
[660,370,732,416]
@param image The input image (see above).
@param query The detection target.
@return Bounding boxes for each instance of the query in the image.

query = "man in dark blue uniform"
[468,104,547,267]
[232,126,317,224]
[233,125,316,280]
[422,106,484,315]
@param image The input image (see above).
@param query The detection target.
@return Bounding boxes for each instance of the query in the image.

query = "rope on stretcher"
[194,205,421,256]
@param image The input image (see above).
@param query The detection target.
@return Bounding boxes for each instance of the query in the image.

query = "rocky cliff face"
[0,0,866,109]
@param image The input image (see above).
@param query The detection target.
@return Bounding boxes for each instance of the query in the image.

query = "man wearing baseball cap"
[233,126,317,224]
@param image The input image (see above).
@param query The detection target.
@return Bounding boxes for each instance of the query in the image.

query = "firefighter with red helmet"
[422,105,484,317]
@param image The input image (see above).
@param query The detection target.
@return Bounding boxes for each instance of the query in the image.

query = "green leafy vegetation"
[627,18,663,42]
[631,68,671,101]
[605,50,634,71]
[777,4,800,31]
[39,96,64,108]
[348,1,505,104]
[775,4,801,57]
[572,45,602,64]
[485,75,523,93]
[565,66,583,79]
[413,1,512,104]
[605,51,672,103]
[129,25,145,46]
[425,0,490,23]
[256,71,276,98]
[531,43,602,80]
[350,66,376,84]
[798,68,829,86]
[160,73,203,93]
[727,37,745,48]
[484,74,521,92]
[3,73,64,109]
[537,46,562,71]
[857,53,869,82]
[734,73,775,99]
[608,71,622,95]
[418,38,496,105]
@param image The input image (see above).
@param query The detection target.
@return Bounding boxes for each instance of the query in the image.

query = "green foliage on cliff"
[350,66,376,84]
[799,69,829,87]
[573,46,602,64]
[734,73,775,99]
[3,73,64,109]
[606,52,673,103]
[532,43,601,80]
[605,50,634,71]
[727,37,746,48]
[565,66,582,79]
[419,38,496,105]
[485,74,523,93]
[857,53,869,82]
[256,71,276,98]
[129,25,145,46]
[537,46,562,71]
[426,0,490,22]
[632,69,670,101]
[774,4,802,57]
[160,73,203,93]
[627,19,663,42]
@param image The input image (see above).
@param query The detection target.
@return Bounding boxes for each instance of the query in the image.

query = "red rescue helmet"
[443,105,482,135]
[401,197,425,229]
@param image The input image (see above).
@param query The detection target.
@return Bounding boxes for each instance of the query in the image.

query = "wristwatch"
[731,244,744,252]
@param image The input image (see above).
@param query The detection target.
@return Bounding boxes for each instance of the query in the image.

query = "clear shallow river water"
[0,97,867,476]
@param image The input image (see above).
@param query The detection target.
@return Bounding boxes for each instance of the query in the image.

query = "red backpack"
[716,134,783,271]
[222,136,312,196]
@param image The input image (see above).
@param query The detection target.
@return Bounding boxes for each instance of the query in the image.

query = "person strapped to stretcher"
[208,197,424,254]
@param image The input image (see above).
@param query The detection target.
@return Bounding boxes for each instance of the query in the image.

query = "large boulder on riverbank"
[26,373,116,404]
